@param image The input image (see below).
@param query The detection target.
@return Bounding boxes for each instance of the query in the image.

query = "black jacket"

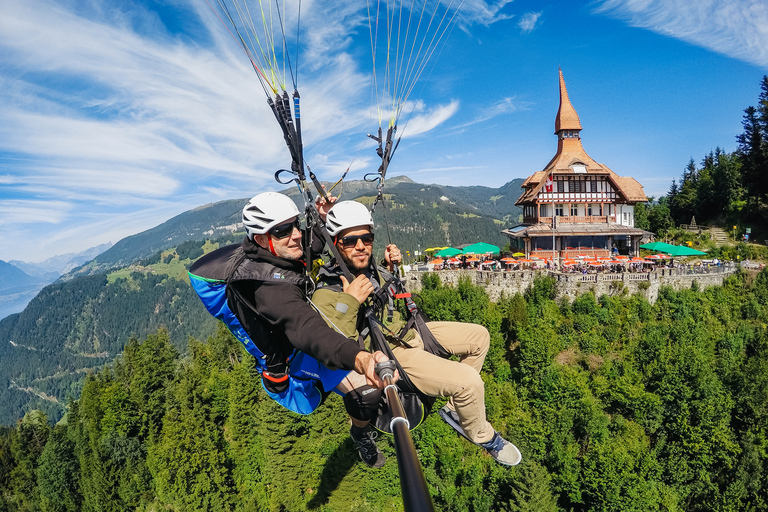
[226,237,362,371]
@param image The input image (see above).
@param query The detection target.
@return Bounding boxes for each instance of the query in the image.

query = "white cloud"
[518,11,543,33]
[0,200,73,226]
[459,0,516,26]
[399,100,461,138]
[454,96,533,129]
[0,0,514,262]
[595,0,768,68]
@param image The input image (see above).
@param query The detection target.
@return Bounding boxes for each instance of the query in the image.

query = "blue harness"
[189,244,347,414]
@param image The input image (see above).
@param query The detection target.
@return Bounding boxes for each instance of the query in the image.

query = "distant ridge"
[65,176,524,279]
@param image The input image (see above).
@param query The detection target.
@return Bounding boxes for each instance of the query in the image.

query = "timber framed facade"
[502,70,648,260]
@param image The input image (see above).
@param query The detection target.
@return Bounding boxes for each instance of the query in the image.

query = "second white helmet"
[325,201,374,237]
[242,192,300,239]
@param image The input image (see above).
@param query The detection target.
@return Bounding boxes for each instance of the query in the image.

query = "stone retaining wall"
[402,266,737,304]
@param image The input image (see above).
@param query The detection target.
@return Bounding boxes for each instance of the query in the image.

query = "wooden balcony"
[530,249,611,259]
[524,215,615,225]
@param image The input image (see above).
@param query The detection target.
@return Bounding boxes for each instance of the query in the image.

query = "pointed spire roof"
[555,68,582,133]
[515,69,647,205]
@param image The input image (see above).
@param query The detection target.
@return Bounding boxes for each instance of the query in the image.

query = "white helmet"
[325,201,374,237]
[242,192,300,238]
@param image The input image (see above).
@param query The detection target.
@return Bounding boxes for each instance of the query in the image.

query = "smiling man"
[312,200,522,467]
[189,192,390,418]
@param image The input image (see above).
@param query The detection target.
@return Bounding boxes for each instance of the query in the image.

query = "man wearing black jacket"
[189,192,389,419]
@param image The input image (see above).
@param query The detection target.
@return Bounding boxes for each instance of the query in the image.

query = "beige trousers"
[392,321,494,444]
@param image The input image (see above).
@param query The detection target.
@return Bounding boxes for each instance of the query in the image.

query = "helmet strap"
[267,235,279,257]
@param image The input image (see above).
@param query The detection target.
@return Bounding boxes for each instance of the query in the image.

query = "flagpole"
[552,214,556,267]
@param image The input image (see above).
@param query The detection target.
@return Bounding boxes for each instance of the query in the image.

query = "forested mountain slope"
[0,238,238,425]
[2,271,768,511]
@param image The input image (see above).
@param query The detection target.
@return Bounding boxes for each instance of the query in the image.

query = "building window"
[589,180,598,192]
[569,179,585,193]
[572,164,587,174]
[557,180,564,193]
[555,204,564,216]
[570,204,578,216]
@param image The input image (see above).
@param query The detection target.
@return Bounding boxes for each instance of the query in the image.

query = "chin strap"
[267,235,278,257]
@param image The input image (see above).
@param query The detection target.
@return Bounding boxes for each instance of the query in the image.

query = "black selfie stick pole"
[375,361,435,512]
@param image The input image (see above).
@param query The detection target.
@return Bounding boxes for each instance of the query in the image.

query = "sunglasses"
[338,233,375,248]
[270,219,300,239]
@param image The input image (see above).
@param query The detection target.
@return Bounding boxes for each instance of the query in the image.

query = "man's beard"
[273,243,303,260]
[340,252,372,273]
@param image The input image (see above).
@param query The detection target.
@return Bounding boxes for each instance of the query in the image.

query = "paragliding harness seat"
[188,243,343,415]
[350,264,451,434]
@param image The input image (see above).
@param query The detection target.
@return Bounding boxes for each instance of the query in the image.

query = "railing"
[528,249,611,259]
[525,215,616,225]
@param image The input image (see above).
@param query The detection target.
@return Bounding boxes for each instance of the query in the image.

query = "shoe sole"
[438,407,473,443]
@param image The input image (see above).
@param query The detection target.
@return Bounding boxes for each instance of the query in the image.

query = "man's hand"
[354,350,399,388]
[384,244,402,271]
[341,275,374,304]
[314,187,338,222]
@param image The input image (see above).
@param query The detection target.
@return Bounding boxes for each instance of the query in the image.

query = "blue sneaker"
[441,406,522,466]
[480,431,522,466]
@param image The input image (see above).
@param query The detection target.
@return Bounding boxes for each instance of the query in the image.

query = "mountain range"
[0,243,112,320]
[0,176,524,425]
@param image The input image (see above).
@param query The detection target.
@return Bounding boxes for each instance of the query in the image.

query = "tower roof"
[515,69,647,206]
[554,68,582,133]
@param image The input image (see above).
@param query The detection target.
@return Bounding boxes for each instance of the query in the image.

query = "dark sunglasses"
[338,233,374,248]
[270,219,300,239]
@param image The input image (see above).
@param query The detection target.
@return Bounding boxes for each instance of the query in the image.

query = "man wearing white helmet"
[189,192,390,418]
[312,200,522,467]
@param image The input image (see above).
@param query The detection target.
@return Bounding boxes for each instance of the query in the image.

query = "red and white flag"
[545,175,553,193]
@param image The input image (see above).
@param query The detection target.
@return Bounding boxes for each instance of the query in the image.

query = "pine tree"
[9,411,50,511]
[503,461,559,512]
[36,425,80,512]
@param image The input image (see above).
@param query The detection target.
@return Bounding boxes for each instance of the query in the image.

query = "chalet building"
[502,70,648,260]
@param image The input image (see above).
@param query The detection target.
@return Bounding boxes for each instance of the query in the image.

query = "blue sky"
[1,0,766,263]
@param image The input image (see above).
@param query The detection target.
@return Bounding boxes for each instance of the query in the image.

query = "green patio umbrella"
[461,242,501,256]
[641,241,706,257]
[434,247,462,257]
[639,241,676,251]
[658,245,707,256]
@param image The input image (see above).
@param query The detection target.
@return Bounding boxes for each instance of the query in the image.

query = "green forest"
[2,268,768,512]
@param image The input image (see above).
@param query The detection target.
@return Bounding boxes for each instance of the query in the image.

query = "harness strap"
[224,251,302,373]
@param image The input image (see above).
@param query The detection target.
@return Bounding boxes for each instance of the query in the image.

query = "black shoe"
[350,425,385,468]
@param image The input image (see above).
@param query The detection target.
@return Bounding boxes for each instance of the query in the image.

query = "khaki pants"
[392,321,494,444]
